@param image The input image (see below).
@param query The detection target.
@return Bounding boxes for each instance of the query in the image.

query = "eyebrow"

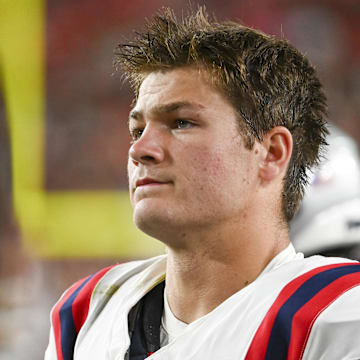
[128,101,203,122]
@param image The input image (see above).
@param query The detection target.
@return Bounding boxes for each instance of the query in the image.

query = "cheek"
[183,148,232,194]
[180,144,255,204]
[198,155,226,183]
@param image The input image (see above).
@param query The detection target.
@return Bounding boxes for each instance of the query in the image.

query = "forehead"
[131,67,233,117]
[138,67,210,95]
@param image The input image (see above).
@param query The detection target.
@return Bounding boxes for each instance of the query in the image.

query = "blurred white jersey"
[45,245,360,360]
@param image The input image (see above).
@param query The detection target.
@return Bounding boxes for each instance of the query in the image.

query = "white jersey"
[45,245,360,360]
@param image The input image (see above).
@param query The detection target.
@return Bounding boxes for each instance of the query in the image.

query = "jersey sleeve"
[44,265,116,360]
[302,285,360,360]
[245,262,360,360]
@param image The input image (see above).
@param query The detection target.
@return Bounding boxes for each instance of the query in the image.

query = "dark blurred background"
[0,0,360,358]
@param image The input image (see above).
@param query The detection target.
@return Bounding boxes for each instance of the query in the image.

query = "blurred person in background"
[291,125,360,259]
[45,7,360,360]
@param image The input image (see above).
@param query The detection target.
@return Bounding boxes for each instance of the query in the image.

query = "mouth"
[135,177,170,188]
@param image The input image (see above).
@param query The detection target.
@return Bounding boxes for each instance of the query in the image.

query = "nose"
[129,125,165,166]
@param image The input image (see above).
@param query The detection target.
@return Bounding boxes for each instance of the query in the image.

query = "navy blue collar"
[126,281,165,360]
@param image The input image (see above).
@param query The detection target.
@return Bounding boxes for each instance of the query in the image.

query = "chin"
[133,203,172,237]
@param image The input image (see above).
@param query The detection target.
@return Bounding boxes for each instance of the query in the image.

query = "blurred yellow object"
[0,0,163,258]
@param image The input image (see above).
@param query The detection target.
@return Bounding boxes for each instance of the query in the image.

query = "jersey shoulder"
[48,255,166,360]
[246,257,360,360]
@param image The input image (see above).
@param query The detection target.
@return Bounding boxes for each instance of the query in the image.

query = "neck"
[164,217,290,324]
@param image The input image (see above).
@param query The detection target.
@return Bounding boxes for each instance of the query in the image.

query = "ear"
[258,126,293,182]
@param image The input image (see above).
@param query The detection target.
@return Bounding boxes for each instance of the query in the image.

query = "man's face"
[127,67,261,242]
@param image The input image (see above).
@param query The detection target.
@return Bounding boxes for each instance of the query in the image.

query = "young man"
[45,7,360,360]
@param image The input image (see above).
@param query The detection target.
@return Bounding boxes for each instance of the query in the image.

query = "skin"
[128,66,293,323]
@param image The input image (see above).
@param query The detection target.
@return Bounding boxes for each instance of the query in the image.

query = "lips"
[135,177,169,188]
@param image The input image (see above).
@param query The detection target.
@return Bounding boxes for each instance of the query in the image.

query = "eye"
[130,128,144,142]
[174,119,193,129]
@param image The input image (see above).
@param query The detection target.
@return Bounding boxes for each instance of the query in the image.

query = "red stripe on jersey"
[245,263,355,360]
[71,265,115,332]
[52,277,89,360]
[52,265,116,360]
[289,271,360,359]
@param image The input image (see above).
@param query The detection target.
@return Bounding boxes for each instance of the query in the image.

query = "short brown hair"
[114,6,328,222]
